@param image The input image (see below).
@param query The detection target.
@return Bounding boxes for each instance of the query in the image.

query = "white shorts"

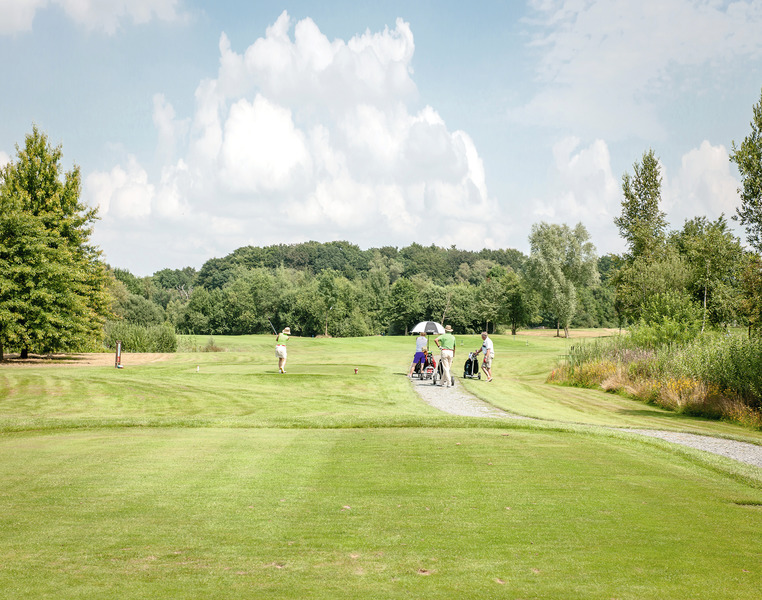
[275,345,287,359]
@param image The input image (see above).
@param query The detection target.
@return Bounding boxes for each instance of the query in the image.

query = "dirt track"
[0,353,173,368]
[518,328,621,338]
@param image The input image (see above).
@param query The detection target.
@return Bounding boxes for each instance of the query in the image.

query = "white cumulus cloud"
[0,0,47,34]
[528,137,621,252]
[84,156,154,218]
[87,11,502,272]
[220,95,312,194]
[664,140,740,226]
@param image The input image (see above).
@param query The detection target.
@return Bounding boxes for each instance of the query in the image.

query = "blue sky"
[1,0,761,276]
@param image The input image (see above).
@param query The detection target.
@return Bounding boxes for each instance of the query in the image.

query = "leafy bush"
[113,293,166,326]
[104,321,177,353]
[629,291,702,349]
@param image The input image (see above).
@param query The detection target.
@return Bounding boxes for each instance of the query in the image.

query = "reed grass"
[552,332,762,429]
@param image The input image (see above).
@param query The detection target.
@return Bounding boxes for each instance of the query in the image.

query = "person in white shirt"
[475,331,494,382]
[408,332,428,377]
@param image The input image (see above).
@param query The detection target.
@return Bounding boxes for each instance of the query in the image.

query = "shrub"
[201,337,225,352]
[104,321,178,353]
[629,291,702,349]
[667,334,762,409]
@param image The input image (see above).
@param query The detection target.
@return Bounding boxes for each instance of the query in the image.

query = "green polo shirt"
[276,333,289,344]
[436,332,456,351]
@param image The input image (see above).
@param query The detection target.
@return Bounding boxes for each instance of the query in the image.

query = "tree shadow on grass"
[615,407,725,426]
[1,353,97,365]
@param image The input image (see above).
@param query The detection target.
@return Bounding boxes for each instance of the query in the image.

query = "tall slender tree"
[614,148,668,263]
[731,87,762,253]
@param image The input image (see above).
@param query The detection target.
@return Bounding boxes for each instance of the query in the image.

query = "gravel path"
[412,376,532,420]
[410,376,762,469]
[622,429,762,468]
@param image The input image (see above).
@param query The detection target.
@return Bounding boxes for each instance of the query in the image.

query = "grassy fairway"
[1,334,761,599]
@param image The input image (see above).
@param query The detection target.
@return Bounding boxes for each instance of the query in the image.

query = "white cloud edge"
[512,0,762,139]
[0,0,187,35]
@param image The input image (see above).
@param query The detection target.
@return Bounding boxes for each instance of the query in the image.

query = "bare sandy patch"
[0,352,174,368]
[517,328,621,338]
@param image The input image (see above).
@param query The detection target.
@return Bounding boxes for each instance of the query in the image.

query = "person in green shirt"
[434,324,456,387]
[275,327,291,373]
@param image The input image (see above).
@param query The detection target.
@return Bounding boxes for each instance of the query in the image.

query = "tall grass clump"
[200,337,225,352]
[176,336,226,352]
[549,332,762,429]
[103,321,178,353]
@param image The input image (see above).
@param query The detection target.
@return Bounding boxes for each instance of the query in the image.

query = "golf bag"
[432,356,454,387]
[422,352,436,379]
[463,352,481,379]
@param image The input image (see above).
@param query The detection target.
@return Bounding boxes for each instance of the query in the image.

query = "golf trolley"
[463,351,481,379]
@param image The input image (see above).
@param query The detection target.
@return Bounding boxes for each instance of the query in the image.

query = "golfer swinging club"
[275,326,291,373]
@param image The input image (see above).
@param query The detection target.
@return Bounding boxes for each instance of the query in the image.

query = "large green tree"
[526,222,599,338]
[612,251,690,323]
[731,87,762,253]
[611,149,682,323]
[498,270,539,335]
[388,278,421,335]
[670,216,744,330]
[0,126,109,359]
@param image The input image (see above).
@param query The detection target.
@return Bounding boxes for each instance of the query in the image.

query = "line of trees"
[2,88,761,354]
[109,238,616,339]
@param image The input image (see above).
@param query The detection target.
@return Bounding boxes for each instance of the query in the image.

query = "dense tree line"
[110,240,615,338]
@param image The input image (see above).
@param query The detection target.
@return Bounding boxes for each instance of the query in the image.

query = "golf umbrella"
[411,321,445,334]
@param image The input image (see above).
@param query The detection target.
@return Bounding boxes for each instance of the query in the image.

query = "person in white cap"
[475,331,494,382]
[275,327,291,373]
[434,324,456,387]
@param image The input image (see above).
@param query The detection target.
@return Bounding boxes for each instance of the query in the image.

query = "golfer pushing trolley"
[434,324,456,387]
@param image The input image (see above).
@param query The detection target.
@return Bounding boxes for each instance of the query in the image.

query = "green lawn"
[1,333,760,599]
